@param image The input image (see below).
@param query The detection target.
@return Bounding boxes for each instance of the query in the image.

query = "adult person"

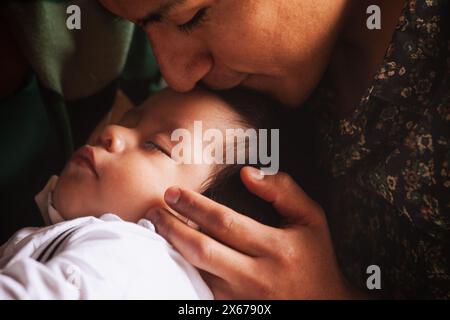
[99,0,449,299]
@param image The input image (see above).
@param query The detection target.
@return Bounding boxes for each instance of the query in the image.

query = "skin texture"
[53,88,242,222]
[99,0,348,107]
[149,170,365,299]
[98,0,405,298]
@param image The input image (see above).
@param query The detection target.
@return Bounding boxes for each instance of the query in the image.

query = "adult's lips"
[71,145,99,179]
[201,71,249,90]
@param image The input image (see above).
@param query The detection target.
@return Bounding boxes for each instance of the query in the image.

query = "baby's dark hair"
[199,86,287,227]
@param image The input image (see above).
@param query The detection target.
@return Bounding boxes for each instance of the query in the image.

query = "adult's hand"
[147,167,362,299]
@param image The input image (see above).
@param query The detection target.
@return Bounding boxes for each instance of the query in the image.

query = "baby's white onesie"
[0,177,213,300]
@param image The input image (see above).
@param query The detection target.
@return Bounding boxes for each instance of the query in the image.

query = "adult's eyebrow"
[137,0,186,27]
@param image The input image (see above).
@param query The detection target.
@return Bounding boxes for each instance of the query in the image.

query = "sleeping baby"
[0,87,283,299]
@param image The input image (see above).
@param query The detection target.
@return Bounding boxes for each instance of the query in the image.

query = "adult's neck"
[327,0,405,117]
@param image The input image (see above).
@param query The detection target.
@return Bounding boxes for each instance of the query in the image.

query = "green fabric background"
[0,0,161,242]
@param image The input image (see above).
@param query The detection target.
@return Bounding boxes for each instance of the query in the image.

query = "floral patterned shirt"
[310,0,449,298]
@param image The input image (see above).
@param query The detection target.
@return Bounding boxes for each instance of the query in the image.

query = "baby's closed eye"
[143,141,171,158]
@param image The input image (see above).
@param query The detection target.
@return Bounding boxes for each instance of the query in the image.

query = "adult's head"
[99,0,350,107]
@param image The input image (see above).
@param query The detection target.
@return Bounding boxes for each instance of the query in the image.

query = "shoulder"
[39,214,171,276]
[362,85,449,236]
[43,215,212,299]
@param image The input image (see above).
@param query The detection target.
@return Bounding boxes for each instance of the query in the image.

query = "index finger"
[159,186,281,256]
[148,208,253,281]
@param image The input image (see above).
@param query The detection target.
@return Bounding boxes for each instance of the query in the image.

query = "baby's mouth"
[70,145,99,179]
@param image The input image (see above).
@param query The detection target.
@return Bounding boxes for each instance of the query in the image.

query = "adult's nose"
[98,125,127,154]
[146,27,213,92]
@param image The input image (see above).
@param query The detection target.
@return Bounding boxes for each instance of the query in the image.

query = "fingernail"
[165,187,181,205]
[248,167,265,181]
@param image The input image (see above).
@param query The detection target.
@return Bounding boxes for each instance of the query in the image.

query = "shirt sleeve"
[0,258,80,299]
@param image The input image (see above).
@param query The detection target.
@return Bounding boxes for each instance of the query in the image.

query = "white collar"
[34,175,66,225]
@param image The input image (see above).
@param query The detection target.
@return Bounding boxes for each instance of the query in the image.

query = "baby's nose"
[99,125,126,153]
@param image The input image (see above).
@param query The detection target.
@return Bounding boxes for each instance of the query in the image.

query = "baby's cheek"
[178,163,214,192]
[106,172,167,221]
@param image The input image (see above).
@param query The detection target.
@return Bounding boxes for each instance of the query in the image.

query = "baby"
[0,87,283,299]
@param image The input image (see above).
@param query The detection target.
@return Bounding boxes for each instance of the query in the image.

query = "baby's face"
[53,89,240,222]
